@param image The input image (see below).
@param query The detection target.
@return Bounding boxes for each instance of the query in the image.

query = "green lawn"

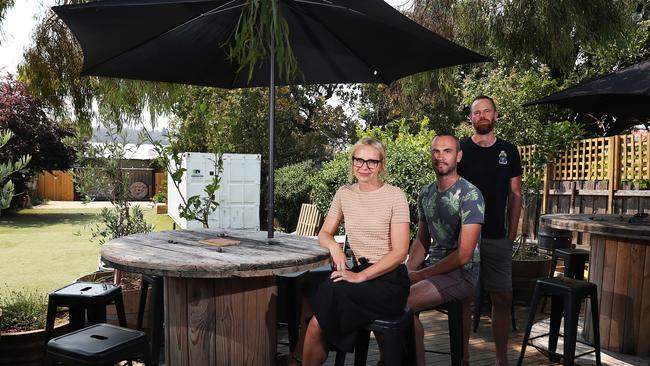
[0,206,173,295]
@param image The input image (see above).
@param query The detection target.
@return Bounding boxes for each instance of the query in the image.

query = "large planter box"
[512,256,551,305]
[0,322,68,366]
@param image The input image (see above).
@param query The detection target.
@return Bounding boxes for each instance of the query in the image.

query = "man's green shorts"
[480,237,513,292]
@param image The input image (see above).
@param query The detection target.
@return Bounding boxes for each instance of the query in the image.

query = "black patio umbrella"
[53,0,490,238]
[525,58,650,118]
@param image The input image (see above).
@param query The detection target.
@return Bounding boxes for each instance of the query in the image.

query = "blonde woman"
[293,137,411,366]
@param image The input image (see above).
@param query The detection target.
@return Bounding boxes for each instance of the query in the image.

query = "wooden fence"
[36,168,163,201]
[36,170,75,201]
[518,131,650,238]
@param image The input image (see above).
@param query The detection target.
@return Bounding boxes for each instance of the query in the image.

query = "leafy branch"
[0,130,31,215]
[228,0,301,82]
[141,128,223,229]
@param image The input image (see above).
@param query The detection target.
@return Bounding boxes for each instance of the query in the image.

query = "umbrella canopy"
[53,0,490,237]
[525,58,650,118]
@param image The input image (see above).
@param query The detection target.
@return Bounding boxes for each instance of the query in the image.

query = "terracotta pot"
[75,270,149,329]
[512,256,551,305]
[0,322,68,366]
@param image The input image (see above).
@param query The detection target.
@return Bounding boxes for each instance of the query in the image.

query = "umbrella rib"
[291,0,364,16]
[84,0,245,74]
[287,0,388,84]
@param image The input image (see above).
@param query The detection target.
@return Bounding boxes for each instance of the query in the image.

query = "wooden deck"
[277,304,650,366]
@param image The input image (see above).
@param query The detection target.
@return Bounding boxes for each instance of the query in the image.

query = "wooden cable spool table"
[541,214,650,356]
[102,229,329,365]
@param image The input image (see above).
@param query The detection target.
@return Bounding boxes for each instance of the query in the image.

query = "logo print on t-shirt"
[498,150,508,165]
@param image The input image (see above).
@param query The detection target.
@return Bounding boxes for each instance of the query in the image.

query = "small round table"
[541,214,650,356]
[102,229,329,365]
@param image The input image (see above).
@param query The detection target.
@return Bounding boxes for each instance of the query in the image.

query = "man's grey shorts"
[480,237,513,292]
[425,267,477,302]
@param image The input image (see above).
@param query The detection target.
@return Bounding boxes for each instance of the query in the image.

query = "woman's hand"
[330,269,367,283]
[329,246,348,272]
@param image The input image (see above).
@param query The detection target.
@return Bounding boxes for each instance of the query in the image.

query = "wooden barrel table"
[102,229,329,365]
[541,214,650,356]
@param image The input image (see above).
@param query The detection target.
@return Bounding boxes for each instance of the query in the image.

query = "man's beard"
[434,163,456,176]
[473,119,494,135]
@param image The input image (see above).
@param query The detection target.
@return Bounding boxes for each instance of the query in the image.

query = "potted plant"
[0,287,68,366]
[511,175,551,304]
[511,122,583,304]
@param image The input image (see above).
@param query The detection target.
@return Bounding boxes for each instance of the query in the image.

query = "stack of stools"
[46,323,151,365]
[334,308,416,366]
[137,274,164,365]
[517,277,601,366]
[45,282,128,343]
[540,248,590,313]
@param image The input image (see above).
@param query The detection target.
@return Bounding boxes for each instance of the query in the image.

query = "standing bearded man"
[458,95,523,366]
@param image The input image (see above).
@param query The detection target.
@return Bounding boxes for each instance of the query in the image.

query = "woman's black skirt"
[306,262,410,352]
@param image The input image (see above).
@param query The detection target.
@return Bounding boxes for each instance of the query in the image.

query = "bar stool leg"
[353,329,371,366]
[589,289,602,366]
[382,328,402,366]
[114,291,128,327]
[137,277,150,330]
[541,254,560,313]
[404,318,416,366]
[447,303,463,366]
[563,295,581,366]
[517,284,542,366]
[44,301,57,342]
[150,277,164,365]
[547,294,563,359]
[472,276,482,332]
[68,305,86,331]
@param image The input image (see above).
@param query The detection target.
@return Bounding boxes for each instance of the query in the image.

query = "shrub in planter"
[0,287,68,366]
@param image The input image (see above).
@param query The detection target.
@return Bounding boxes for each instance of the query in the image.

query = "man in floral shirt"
[406,134,484,366]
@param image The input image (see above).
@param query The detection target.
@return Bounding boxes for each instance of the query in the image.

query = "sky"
[0,0,413,130]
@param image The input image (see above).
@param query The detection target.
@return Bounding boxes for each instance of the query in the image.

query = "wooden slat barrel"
[102,229,329,366]
[541,214,650,356]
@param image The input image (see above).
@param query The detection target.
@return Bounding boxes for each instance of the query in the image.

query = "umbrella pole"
[268,31,275,239]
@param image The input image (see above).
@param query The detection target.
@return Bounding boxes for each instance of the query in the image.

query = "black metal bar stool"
[517,277,601,366]
[137,274,164,365]
[335,307,416,366]
[540,248,590,313]
[45,282,127,344]
[550,248,589,280]
[46,323,151,365]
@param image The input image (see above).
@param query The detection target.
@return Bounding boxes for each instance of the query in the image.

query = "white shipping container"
[167,152,261,230]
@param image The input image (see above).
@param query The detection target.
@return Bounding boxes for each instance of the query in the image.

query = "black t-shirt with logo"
[457,137,523,239]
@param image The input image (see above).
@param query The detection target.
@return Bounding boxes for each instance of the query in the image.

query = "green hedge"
[274,160,314,231]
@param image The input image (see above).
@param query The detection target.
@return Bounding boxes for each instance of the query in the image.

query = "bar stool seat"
[518,277,601,366]
[46,323,150,365]
[45,282,127,344]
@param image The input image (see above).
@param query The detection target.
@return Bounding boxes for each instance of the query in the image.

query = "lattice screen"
[619,133,650,181]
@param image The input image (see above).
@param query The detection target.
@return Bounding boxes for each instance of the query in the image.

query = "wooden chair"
[294,203,322,237]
